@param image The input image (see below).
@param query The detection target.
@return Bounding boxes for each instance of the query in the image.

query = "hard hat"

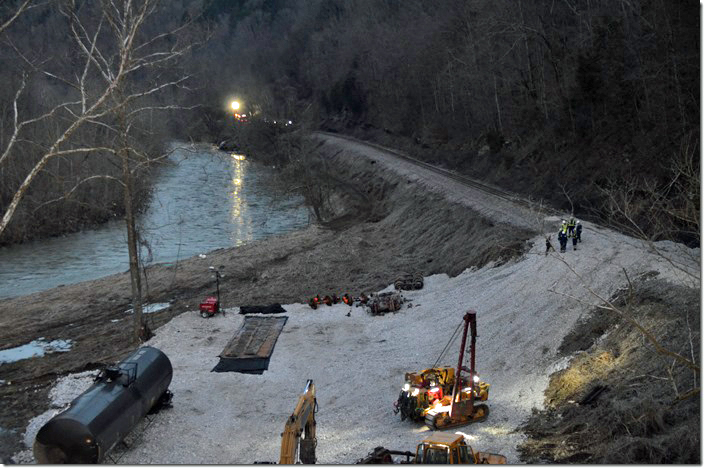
[576,220,580,224]
[561,220,566,224]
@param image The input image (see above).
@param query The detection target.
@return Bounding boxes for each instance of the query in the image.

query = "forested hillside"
[0,0,699,245]
[199,0,699,244]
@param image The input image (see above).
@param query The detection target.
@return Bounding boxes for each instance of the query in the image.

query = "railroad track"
[316,131,561,219]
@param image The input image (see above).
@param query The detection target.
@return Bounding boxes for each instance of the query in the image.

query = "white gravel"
[14,136,699,464]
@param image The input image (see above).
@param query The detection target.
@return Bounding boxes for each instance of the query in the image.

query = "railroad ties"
[212,315,288,374]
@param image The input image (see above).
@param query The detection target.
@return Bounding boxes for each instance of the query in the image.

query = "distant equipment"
[34,346,173,464]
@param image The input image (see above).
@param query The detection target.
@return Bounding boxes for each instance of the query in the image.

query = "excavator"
[358,432,506,464]
[278,379,318,464]
[394,310,490,430]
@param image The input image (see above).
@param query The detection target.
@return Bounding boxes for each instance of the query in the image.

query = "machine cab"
[414,433,475,464]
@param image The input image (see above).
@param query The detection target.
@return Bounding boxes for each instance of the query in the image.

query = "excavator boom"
[279,379,317,464]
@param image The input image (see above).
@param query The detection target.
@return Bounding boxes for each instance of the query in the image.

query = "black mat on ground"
[212,315,288,374]
[239,303,286,315]
[211,357,269,374]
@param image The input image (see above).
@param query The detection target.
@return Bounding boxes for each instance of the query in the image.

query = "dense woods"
[0,0,699,245]
[203,0,699,245]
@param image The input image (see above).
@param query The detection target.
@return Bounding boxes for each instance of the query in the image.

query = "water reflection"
[0,144,309,299]
[230,156,250,244]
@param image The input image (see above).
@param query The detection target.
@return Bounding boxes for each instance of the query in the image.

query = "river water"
[0,144,309,299]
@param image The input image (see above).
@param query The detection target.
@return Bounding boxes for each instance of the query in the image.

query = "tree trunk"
[118,103,145,344]
[493,74,503,133]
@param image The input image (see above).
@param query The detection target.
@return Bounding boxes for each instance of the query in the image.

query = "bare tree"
[0,0,198,342]
[0,0,35,36]
[597,132,700,283]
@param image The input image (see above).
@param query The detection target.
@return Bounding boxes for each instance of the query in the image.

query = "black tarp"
[238,303,286,315]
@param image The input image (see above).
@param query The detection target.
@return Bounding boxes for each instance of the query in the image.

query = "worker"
[571,229,578,251]
[567,216,576,236]
[557,225,568,253]
[308,297,318,310]
[576,220,583,243]
[545,235,554,256]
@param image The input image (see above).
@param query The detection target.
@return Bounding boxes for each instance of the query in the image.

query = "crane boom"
[279,379,317,464]
[450,311,476,419]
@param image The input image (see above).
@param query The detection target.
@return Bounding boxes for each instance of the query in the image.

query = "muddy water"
[0,144,309,299]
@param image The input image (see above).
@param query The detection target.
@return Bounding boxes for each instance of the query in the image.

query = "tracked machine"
[358,432,506,464]
[394,310,490,430]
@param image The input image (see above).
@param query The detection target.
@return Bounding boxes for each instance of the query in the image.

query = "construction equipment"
[394,272,424,291]
[413,432,506,464]
[394,366,489,423]
[200,266,224,318]
[357,432,506,464]
[367,291,403,315]
[424,310,489,429]
[279,379,317,464]
[395,310,490,429]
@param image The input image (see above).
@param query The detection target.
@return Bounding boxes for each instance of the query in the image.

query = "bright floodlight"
[231,101,240,110]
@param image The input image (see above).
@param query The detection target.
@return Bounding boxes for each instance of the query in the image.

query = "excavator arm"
[280,379,317,464]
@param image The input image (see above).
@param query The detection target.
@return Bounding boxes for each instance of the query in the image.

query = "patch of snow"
[0,338,73,365]
[124,302,171,314]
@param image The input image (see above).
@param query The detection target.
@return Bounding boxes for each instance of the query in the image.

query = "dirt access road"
[0,133,537,460]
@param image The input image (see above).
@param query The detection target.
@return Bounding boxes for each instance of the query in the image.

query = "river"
[0,144,309,299]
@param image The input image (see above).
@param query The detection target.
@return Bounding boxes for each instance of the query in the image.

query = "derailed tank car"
[34,346,173,464]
